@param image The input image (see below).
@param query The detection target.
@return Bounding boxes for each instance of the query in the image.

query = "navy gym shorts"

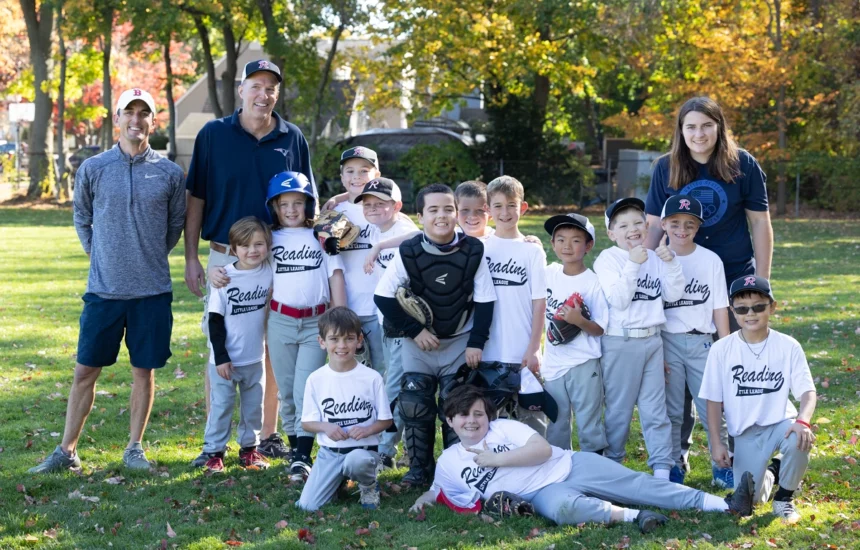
[76,292,173,369]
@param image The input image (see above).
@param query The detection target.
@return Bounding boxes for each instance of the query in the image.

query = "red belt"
[270,299,327,319]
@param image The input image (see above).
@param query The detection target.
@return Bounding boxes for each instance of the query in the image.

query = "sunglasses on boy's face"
[732,303,770,315]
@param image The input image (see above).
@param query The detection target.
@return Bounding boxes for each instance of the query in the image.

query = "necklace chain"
[740,329,770,359]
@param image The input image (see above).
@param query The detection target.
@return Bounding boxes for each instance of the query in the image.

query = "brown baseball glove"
[313,210,360,255]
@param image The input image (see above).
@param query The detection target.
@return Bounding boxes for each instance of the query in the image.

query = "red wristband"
[795,419,812,429]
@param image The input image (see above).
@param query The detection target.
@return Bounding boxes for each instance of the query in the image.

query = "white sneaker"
[772,500,801,524]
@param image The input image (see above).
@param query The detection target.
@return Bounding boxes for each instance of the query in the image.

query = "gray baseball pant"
[202,361,264,453]
[296,447,379,511]
[267,312,327,438]
[733,419,809,504]
[544,359,608,452]
[379,333,404,457]
[401,332,469,377]
[662,331,729,464]
[515,406,548,437]
[359,314,386,376]
[601,334,674,472]
[524,452,706,525]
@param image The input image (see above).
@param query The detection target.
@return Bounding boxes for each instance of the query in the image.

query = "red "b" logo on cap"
[744,277,756,286]
[133,89,142,96]
[679,199,690,210]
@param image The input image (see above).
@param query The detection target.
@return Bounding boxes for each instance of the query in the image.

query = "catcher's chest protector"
[399,234,484,337]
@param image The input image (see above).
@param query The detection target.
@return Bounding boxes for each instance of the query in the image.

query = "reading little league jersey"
[541,265,608,380]
[593,246,684,329]
[270,228,344,308]
[432,419,572,508]
[663,245,728,334]
[335,202,378,316]
[301,363,392,448]
[482,235,547,363]
[698,330,816,437]
[207,262,273,366]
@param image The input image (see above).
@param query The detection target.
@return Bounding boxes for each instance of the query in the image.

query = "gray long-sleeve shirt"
[73,144,186,299]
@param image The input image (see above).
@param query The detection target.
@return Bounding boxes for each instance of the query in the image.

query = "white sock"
[702,494,729,512]
[654,468,670,480]
[623,508,640,523]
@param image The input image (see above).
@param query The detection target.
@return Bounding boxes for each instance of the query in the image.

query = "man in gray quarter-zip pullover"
[29,88,185,475]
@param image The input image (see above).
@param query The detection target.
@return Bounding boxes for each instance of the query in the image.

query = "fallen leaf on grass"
[43,528,57,539]
[68,489,99,503]
[846,457,857,466]
[95,390,116,398]
[616,535,631,549]
[298,528,315,543]
[105,476,125,485]
[817,417,831,424]
[225,541,243,547]
[174,367,186,379]
[355,528,371,535]
[166,522,177,538]
[23,534,39,544]
[765,538,779,547]
[17,484,25,492]
[413,508,426,522]
[701,533,712,541]
[275,520,289,529]
[479,514,494,524]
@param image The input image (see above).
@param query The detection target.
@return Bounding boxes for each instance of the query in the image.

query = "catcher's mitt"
[546,292,591,346]
[396,286,433,332]
[313,210,360,255]
[483,491,535,518]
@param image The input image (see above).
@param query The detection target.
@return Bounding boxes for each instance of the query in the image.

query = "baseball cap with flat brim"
[242,60,282,83]
[604,197,646,229]
[354,177,402,203]
[544,213,595,242]
[116,88,156,115]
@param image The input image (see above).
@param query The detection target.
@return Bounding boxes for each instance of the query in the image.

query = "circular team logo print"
[679,180,728,228]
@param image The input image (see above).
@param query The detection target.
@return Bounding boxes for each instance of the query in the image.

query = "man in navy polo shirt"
[184,60,317,460]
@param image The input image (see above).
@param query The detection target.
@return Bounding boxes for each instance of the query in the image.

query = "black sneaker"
[289,455,312,483]
[258,434,292,460]
[401,467,432,489]
[637,510,669,534]
[726,471,755,517]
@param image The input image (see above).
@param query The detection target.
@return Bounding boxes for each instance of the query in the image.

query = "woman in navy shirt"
[644,97,773,295]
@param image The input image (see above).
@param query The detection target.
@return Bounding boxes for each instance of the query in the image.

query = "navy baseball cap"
[604,197,646,229]
[354,177,402,203]
[242,60,282,82]
[544,213,595,242]
[340,146,379,169]
[729,275,775,301]
[661,194,704,222]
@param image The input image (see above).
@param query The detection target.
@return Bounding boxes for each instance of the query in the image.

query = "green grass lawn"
[0,206,858,549]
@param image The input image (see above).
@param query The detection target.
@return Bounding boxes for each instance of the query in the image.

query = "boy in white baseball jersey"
[699,276,817,524]
[541,213,609,452]
[332,147,386,374]
[374,184,496,487]
[410,386,755,531]
[265,171,346,483]
[192,217,274,473]
[593,198,684,479]
[477,176,548,430]
[298,307,393,511]
[658,195,732,487]
[353,177,418,468]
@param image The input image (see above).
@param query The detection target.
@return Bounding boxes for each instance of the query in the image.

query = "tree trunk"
[772,0,787,216]
[310,23,346,155]
[164,39,177,162]
[221,21,239,115]
[193,13,223,118]
[56,2,70,199]
[255,0,288,114]
[19,0,54,199]
[100,12,114,150]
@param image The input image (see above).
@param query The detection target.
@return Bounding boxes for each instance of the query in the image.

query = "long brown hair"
[667,97,741,190]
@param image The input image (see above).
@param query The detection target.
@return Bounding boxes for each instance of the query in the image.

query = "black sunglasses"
[732,304,770,315]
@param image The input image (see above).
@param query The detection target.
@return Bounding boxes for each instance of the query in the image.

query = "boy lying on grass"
[410,385,755,534]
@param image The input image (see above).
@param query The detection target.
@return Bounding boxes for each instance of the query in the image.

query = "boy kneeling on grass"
[410,385,755,533]
[699,275,817,524]
[297,307,393,511]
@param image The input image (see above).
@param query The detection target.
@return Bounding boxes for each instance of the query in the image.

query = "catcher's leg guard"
[399,373,438,486]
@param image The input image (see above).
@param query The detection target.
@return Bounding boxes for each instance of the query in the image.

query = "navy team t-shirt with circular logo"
[645,150,768,287]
